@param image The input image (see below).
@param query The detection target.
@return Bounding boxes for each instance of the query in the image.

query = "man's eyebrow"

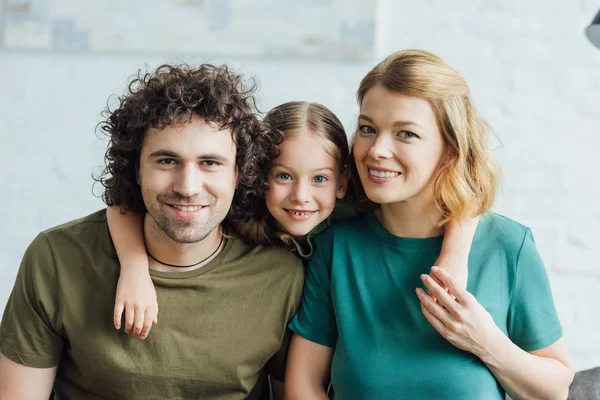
[148,150,179,158]
[198,153,229,162]
[148,150,229,162]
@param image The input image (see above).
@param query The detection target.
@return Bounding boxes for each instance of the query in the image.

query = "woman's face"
[353,84,447,207]
[266,132,347,239]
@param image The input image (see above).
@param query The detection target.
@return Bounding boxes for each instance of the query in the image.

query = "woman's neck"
[377,199,444,238]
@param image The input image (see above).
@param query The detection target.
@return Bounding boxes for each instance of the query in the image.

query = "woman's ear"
[336,166,351,199]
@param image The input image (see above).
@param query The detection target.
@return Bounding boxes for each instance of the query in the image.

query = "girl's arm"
[435,217,480,289]
[285,334,333,400]
[418,267,574,400]
[106,206,158,339]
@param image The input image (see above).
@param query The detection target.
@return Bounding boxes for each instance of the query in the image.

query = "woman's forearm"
[477,332,573,400]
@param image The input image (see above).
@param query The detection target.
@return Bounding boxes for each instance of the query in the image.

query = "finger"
[427,272,451,301]
[416,287,452,326]
[125,305,135,335]
[133,307,145,337]
[430,266,469,304]
[420,274,460,315]
[113,302,124,330]
[140,310,155,340]
[420,302,449,338]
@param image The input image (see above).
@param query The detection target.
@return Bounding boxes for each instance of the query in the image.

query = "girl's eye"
[398,131,418,139]
[313,175,328,184]
[277,172,292,181]
[359,125,376,134]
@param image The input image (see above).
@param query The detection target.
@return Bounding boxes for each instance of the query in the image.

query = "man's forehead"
[142,116,236,157]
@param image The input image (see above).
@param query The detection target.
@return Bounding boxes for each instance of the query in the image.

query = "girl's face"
[266,132,347,239]
[353,84,447,207]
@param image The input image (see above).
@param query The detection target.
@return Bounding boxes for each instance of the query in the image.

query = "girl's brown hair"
[351,49,501,223]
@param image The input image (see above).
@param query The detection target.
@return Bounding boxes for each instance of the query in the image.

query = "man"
[0,64,304,399]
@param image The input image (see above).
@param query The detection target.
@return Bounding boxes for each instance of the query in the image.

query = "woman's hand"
[415,266,503,358]
[114,265,158,340]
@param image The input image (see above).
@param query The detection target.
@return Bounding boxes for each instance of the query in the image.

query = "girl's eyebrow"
[271,163,334,173]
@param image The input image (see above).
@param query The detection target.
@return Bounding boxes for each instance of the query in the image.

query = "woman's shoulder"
[315,211,368,243]
[476,212,533,255]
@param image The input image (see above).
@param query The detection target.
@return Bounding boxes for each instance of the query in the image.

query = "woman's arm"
[106,206,158,339]
[417,267,574,400]
[435,217,480,289]
[285,334,334,400]
[480,335,573,400]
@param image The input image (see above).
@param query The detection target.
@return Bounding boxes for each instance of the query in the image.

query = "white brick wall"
[1,0,599,371]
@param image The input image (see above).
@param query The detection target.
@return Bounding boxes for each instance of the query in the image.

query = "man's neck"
[143,215,225,273]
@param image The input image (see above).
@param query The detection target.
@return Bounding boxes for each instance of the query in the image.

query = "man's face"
[137,115,238,244]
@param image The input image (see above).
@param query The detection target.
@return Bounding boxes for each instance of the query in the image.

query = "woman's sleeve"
[288,236,337,348]
[507,229,564,351]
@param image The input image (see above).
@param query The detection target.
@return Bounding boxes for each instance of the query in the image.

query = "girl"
[107,101,478,339]
[285,50,573,399]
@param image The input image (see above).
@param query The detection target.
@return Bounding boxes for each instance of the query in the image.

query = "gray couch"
[568,367,600,400]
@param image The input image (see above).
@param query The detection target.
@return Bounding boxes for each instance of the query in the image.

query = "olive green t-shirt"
[0,210,304,400]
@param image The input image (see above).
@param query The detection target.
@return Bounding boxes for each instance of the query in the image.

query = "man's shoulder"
[229,238,303,273]
[41,209,108,237]
[30,209,112,257]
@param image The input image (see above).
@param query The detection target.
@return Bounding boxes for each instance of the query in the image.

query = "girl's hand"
[416,266,503,358]
[113,266,158,340]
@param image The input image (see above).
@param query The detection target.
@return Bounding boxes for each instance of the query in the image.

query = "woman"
[285,50,574,399]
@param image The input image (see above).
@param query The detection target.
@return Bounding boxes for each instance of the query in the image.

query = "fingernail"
[431,266,440,273]
[416,288,422,294]
[420,274,427,282]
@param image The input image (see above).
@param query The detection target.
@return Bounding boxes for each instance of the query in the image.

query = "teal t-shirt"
[288,211,563,399]
[290,198,357,259]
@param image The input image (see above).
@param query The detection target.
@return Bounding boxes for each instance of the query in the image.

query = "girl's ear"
[336,166,351,199]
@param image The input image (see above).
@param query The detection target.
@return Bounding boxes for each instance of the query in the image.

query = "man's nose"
[173,165,202,198]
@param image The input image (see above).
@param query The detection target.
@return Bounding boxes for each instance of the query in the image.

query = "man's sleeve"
[507,229,564,352]
[0,233,63,367]
[265,254,305,382]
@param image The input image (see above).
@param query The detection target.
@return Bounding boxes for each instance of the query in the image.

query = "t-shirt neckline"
[365,210,444,249]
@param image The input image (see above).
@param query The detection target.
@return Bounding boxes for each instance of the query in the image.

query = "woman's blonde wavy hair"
[237,101,348,249]
[351,49,501,224]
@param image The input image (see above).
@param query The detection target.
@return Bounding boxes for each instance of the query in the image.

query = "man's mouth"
[170,204,207,212]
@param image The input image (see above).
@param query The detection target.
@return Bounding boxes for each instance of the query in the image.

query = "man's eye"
[277,172,292,181]
[313,175,328,183]
[358,125,376,134]
[158,159,176,165]
[203,160,219,167]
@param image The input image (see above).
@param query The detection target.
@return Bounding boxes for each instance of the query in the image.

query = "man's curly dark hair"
[94,63,281,226]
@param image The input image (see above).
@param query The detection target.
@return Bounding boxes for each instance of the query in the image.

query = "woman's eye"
[398,131,418,139]
[313,175,328,183]
[277,172,292,181]
[358,125,376,134]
